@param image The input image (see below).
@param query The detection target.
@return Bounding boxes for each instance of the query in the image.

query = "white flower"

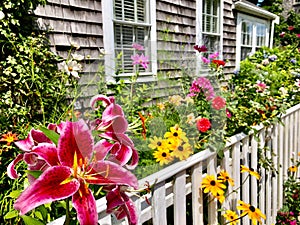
[69,39,80,50]
[295,79,300,88]
[71,53,84,61]
[0,11,5,20]
[61,60,82,78]
[279,87,288,97]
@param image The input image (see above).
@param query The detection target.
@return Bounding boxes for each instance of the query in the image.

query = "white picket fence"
[49,103,300,225]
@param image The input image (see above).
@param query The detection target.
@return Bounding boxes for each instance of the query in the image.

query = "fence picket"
[192,162,204,225]
[174,170,187,225]
[207,155,218,225]
[152,181,167,225]
[241,137,250,225]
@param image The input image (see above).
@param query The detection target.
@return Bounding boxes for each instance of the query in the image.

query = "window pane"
[241,21,252,46]
[114,0,150,73]
[241,47,252,60]
[202,0,219,34]
[256,24,266,47]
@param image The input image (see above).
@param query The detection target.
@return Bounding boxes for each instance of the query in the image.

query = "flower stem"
[64,199,71,225]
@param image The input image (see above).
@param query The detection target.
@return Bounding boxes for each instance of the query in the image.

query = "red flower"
[194,45,208,53]
[212,60,225,67]
[196,118,211,132]
[212,96,226,110]
[288,26,294,31]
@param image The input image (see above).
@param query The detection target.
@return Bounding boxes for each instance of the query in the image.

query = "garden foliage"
[1,1,300,224]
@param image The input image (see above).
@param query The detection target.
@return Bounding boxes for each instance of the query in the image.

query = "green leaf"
[7,190,21,199]
[38,126,59,146]
[4,210,19,219]
[21,215,45,225]
[25,170,43,179]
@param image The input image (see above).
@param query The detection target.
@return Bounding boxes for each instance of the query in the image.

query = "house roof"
[233,0,280,23]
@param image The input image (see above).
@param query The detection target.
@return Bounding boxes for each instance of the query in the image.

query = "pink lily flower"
[12,120,138,225]
[90,95,139,169]
[106,186,138,225]
[7,127,58,181]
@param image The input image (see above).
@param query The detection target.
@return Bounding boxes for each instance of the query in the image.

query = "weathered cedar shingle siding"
[34,0,104,108]
[222,0,236,74]
[156,0,196,75]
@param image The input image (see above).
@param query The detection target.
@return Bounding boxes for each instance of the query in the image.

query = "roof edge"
[233,1,280,24]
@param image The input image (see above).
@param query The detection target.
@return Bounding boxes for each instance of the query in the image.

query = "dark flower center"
[249,206,256,212]
[173,132,178,137]
[249,168,255,172]
[210,180,216,186]
[157,141,162,146]
[162,152,167,157]
[178,146,184,151]
[230,216,234,219]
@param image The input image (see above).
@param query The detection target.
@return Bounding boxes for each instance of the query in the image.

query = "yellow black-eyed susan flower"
[148,136,165,150]
[201,175,226,197]
[218,170,234,186]
[289,165,298,173]
[223,210,239,225]
[240,165,260,180]
[171,140,193,161]
[237,200,266,225]
[153,149,173,166]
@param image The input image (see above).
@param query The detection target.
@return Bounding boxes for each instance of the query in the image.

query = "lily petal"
[7,154,24,179]
[14,166,80,215]
[32,143,59,166]
[106,187,138,225]
[90,94,112,110]
[94,139,113,161]
[15,129,52,152]
[85,161,138,189]
[72,185,98,225]
[58,120,94,167]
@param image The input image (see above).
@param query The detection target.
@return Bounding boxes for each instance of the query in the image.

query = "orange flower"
[138,112,147,140]
[0,132,18,146]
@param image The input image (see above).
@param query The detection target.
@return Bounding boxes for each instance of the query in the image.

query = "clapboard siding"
[34,0,104,110]
[222,0,237,74]
[156,0,196,77]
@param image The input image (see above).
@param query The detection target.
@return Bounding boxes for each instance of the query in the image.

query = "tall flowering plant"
[7,94,140,225]
[187,50,227,156]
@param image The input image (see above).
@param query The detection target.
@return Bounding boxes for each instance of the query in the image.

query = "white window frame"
[102,0,157,83]
[196,0,223,73]
[236,13,270,67]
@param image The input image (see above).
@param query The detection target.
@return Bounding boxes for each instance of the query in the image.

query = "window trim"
[236,13,270,68]
[102,0,157,83]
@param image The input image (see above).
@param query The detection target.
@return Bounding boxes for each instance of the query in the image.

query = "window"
[202,0,221,53]
[236,14,269,65]
[113,0,151,74]
[102,0,156,80]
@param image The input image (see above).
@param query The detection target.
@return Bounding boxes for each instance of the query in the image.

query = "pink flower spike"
[209,52,219,59]
[201,56,210,64]
[132,43,144,51]
[131,54,150,69]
